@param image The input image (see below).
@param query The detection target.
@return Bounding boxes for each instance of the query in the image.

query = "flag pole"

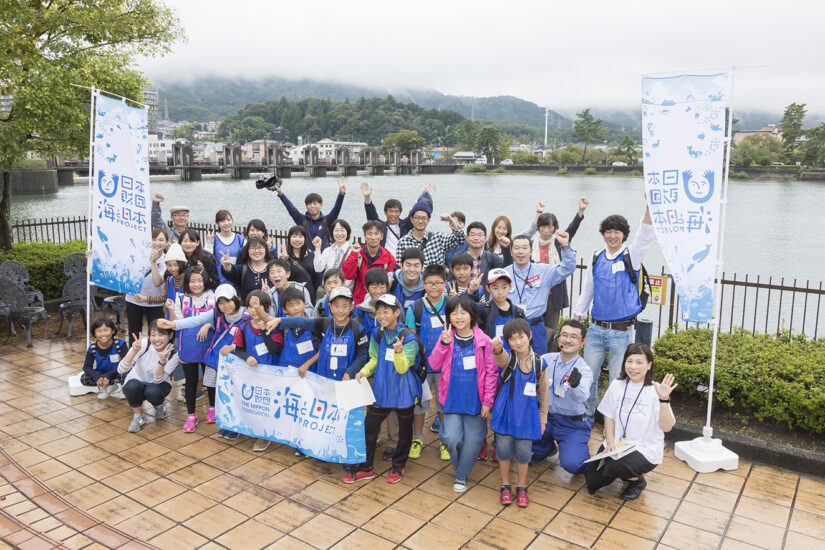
[85,87,97,351]
[674,69,739,473]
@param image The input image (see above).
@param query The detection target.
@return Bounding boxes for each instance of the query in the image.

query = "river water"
[12,174,824,284]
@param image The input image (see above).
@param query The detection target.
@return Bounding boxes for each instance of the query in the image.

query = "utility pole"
[544,108,550,149]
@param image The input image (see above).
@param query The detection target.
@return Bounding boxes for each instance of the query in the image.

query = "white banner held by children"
[90,92,151,294]
[216,353,368,463]
[642,73,730,322]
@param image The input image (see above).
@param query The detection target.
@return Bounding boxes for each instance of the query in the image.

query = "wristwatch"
[659,398,670,403]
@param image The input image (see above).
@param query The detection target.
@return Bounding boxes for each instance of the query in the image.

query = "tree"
[779,102,807,161]
[0,1,183,250]
[172,123,197,141]
[732,134,783,167]
[476,126,501,164]
[801,123,825,167]
[615,135,639,165]
[457,119,481,150]
[510,151,540,164]
[571,108,606,163]
[383,129,425,152]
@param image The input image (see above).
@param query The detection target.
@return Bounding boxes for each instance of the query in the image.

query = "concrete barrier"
[10,170,58,195]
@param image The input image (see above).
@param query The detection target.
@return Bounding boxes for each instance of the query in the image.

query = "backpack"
[377,326,428,383]
[497,352,544,401]
[411,298,445,333]
[592,249,652,311]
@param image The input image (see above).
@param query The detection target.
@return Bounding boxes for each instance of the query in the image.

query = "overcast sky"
[138,0,825,115]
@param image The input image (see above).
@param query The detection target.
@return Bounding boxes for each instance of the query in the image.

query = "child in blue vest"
[428,294,498,494]
[390,247,425,311]
[267,286,369,382]
[447,252,483,300]
[81,318,129,399]
[490,318,550,507]
[405,264,450,460]
[158,284,250,440]
[167,266,215,433]
[220,290,285,452]
[314,269,347,318]
[270,287,320,375]
[354,267,389,338]
[345,294,421,485]
[209,209,245,285]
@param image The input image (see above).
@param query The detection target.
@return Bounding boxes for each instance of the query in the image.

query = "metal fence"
[11,217,825,339]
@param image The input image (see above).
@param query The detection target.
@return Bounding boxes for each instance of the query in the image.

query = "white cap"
[487,268,512,285]
[372,294,400,309]
[328,286,353,302]
[170,205,190,214]
[214,284,237,302]
[164,243,186,263]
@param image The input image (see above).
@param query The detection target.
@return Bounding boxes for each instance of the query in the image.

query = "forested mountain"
[154,76,569,129]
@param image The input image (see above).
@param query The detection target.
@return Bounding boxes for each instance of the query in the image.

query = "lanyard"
[423,296,445,325]
[618,379,645,439]
[513,264,532,304]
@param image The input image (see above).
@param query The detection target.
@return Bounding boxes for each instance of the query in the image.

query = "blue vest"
[373,329,420,409]
[89,340,127,373]
[392,282,424,312]
[443,339,481,415]
[591,250,642,322]
[203,309,249,368]
[414,298,446,373]
[241,322,278,365]
[177,294,215,363]
[214,234,245,285]
[355,307,377,340]
[279,327,317,368]
[316,320,361,381]
[165,275,184,320]
[491,355,543,440]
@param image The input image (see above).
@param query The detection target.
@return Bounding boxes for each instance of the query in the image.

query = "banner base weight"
[674,426,738,473]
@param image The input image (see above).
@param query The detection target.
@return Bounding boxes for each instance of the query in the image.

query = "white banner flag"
[642,73,729,323]
[90,93,151,294]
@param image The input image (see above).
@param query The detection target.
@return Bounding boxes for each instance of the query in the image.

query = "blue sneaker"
[224,430,239,441]
[430,417,441,433]
[217,428,229,438]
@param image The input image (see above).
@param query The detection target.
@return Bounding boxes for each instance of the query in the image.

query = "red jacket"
[341,246,396,304]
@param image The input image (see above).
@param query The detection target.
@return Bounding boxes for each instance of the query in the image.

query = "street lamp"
[604,140,609,166]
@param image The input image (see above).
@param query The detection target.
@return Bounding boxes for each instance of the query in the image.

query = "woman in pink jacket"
[428,294,498,493]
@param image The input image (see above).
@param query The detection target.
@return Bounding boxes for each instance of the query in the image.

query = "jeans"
[583,323,633,416]
[440,413,487,482]
[122,379,171,409]
[494,433,532,464]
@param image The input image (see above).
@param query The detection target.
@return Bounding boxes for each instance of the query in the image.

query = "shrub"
[732,171,750,179]
[630,169,642,176]
[462,164,487,174]
[0,240,87,299]
[11,158,48,171]
[491,167,506,174]
[653,327,825,433]
[583,167,597,175]
[557,167,569,175]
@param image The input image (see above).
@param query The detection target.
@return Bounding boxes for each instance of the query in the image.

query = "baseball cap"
[214,284,237,301]
[372,294,400,309]
[328,287,353,302]
[487,268,512,285]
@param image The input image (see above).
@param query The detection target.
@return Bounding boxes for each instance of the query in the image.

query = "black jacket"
[364,190,433,248]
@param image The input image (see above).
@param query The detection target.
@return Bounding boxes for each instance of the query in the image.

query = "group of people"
[79,178,678,506]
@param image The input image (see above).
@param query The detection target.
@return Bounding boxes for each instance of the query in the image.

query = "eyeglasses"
[424,281,444,286]
[411,215,430,221]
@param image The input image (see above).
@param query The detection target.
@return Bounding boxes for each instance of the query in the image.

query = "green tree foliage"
[510,151,540,164]
[217,96,463,146]
[615,135,639,165]
[221,116,275,143]
[779,102,807,161]
[732,134,784,167]
[801,123,825,167]
[476,126,502,163]
[383,129,426,152]
[172,123,197,141]
[548,145,582,165]
[571,108,606,163]
[0,0,183,250]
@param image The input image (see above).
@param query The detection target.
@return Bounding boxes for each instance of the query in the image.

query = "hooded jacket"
[340,245,396,304]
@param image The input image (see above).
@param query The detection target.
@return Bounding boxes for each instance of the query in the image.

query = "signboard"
[647,275,668,306]
[215,353,367,464]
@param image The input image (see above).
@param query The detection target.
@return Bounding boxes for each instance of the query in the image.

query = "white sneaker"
[176,383,186,402]
[128,414,145,433]
[154,403,168,420]
[97,383,115,400]
[110,383,125,399]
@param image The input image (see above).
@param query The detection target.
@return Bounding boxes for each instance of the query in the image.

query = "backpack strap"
[413,300,423,332]
[622,250,638,285]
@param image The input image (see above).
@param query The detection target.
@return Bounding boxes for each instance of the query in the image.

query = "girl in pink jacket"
[428,294,498,493]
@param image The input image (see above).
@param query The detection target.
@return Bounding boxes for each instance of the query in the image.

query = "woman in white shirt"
[584,343,677,501]
[312,219,355,290]
[118,320,180,433]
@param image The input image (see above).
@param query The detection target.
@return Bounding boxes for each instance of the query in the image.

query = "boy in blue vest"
[354,268,389,338]
[346,294,421,484]
[314,269,347,318]
[390,247,426,311]
[447,252,484,300]
[479,269,527,352]
[530,320,593,472]
[573,206,653,418]
[405,265,450,460]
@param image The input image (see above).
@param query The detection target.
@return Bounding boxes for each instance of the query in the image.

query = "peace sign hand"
[468,272,483,294]
[392,336,404,354]
[206,229,215,247]
[447,282,458,297]
[158,343,175,364]
[131,333,143,351]
[261,277,270,292]
[338,177,346,195]
[653,373,678,400]
[440,322,453,345]
[219,251,232,270]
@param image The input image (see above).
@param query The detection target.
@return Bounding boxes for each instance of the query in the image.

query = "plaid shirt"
[396,227,466,267]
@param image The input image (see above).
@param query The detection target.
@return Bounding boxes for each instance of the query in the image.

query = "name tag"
[612,261,625,274]
[523,382,537,396]
[385,348,396,361]
[228,256,237,264]
[331,344,347,356]
[463,356,476,370]
[109,353,120,363]
[554,384,567,398]
[297,340,314,354]
[430,316,443,328]
[255,342,268,356]
[495,325,504,338]
[329,357,338,371]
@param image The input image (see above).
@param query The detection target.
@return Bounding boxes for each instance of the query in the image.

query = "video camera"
[255,173,282,191]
